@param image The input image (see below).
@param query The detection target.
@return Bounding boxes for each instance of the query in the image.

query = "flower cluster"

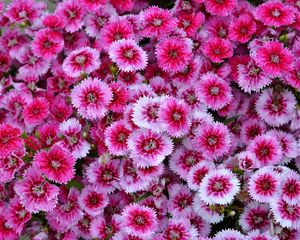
[0,0,300,239]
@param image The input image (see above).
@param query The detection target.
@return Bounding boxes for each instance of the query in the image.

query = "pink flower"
[71,77,112,120]
[90,215,121,239]
[104,120,132,156]
[196,72,232,110]
[280,171,300,205]
[0,214,18,240]
[78,185,108,216]
[5,0,40,23]
[169,146,205,180]
[201,37,233,63]
[155,36,193,73]
[31,28,64,60]
[237,60,272,93]
[247,133,283,167]
[100,19,134,48]
[214,229,244,240]
[158,96,191,137]
[248,167,280,203]
[239,202,270,232]
[86,160,120,193]
[122,204,158,238]
[6,196,31,233]
[236,151,256,172]
[204,0,237,16]
[55,0,85,33]
[254,41,293,77]
[199,169,240,205]
[33,144,75,184]
[164,218,198,240]
[132,96,166,133]
[23,97,49,127]
[270,198,300,229]
[63,47,100,78]
[254,1,296,27]
[109,39,148,72]
[108,82,129,113]
[177,12,205,37]
[14,167,59,213]
[82,0,106,10]
[228,14,256,43]
[141,6,178,38]
[256,88,296,127]
[195,122,231,159]
[0,124,23,158]
[127,129,173,168]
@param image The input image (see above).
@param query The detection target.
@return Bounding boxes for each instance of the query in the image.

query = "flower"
[254,41,293,77]
[0,124,23,158]
[62,47,100,78]
[23,97,49,127]
[198,168,240,205]
[109,39,148,72]
[155,36,193,73]
[204,0,237,16]
[127,129,173,168]
[228,14,256,43]
[158,96,191,137]
[254,1,296,27]
[196,72,232,110]
[280,171,300,205]
[33,144,75,184]
[201,37,233,63]
[78,185,108,216]
[82,0,106,10]
[141,6,178,38]
[122,204,158,238]
[214,229,244,240]
[256,88,296,127]
[163,218,198,240]
[14,167,59,213]
[71,77,112,120]
[31,28,64,60]
[248,167,280,203]
[195,122,231,159]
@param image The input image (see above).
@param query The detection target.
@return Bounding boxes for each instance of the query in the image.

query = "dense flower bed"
[0,0,300,239]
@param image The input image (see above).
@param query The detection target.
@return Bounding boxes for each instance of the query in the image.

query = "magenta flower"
[0,124,23,158]
[109,39,148,72]
[71,77,112,120]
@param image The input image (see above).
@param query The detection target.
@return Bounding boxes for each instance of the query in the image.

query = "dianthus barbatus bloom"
[0,124,23,158]
[214,229,244,240]
[199,168,240,205]
[247,133,283,167]
[248,167,280,203]
[155,36,193,73]
[228,13,256,44]
[236,151,256,172]
[31,28,64,60]
[196,72,232,110]
[62,47,100,78]
[204,0,237,16]
[33,144,75,184]
[109,39,148,72]
[132,96,166,133]
[195,122,231,159]
[104,120,132,156]
[127,129,173,168]
[239,201,270,232]
[270,198,300,230]
[201,37,233,63]
[158,96,191,137]
[23,97,49,127]
[237,60,272,93]
[280,171,300,205]
[254,0,296,27]
[86,160,120,193]
[0,150,25,183]
[122,204,158,239]
[163,218,199,240]
[256,88,296,127]
[78,185,108,216]
[14,167,59,213]
[82,0,106,10]
[253,41,293,77]
[71,77,112,120]
[140,6,178,38]
[55,0,85,33]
